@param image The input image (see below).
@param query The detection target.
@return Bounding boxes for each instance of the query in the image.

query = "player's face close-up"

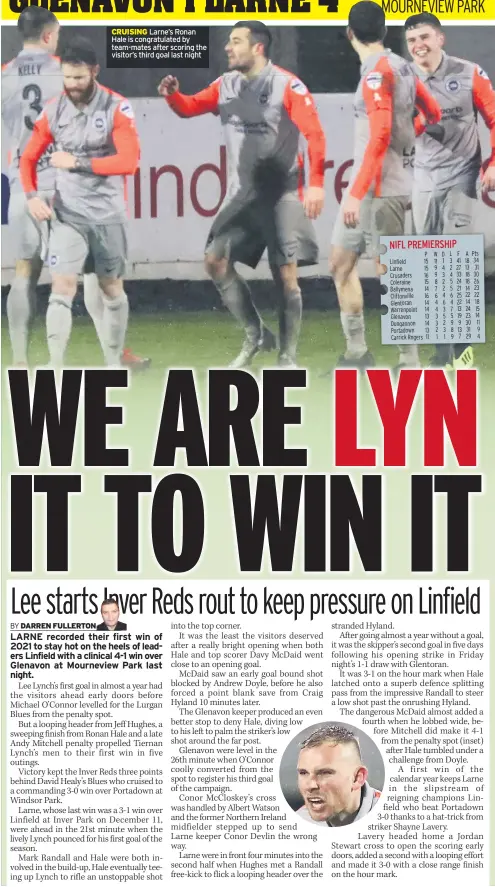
[63,63,97,104]
[225,28,258,73]
[297,743,364,822]
[406,25,445,70]
[101,604,120,629]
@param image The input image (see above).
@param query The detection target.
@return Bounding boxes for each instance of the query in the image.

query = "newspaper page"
[1,0,494,885]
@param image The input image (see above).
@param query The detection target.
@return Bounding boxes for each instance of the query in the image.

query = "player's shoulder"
[38,52,62,71]
[47,53,62,71]
[364,51,402,78]
[99,84,126,103]
[1,56,23,79]
[460,58,492,82]
[3,50,60,70]
[99,84,135,116]
[445,54,491,89]
[386,52,414,75]
[43,93,64,119]
[444,54,477,76]
[474,65,492,82]
[272,64,308,92]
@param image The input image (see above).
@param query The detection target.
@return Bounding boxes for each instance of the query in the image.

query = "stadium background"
[2,25,494,101]
[1,25,495,366]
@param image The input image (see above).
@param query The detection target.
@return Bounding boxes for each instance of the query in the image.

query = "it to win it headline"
[5,0,489,20]
[7,367,483,577]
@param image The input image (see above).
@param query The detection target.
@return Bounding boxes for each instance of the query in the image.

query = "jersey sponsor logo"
[48,254,59,267]
[229,117,269,135]
[290,79,308,96]
[477,67,490,80]
[119,101,134,119]
[445,77,461,94]
[441,106,463,120]
[259,93,268,104]
[365,71,383,90]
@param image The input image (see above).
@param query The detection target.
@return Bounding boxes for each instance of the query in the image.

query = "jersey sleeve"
[472,66,495,166]
[19,111,54,194]
[282,78,326,188]
[165,80,221,118]
[413,78,442,135]
[350,62,394,200]
[91,101,140,176]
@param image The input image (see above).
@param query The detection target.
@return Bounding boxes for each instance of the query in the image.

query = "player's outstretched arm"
[472,66,495,191]
[282,78,326,220]
[20,112,54,221]
[343,64,393,227]
[414,78,442,127]
[413,78,442,137]
[158,75,220,118]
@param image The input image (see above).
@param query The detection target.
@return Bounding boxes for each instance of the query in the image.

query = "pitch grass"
[2,307,495,372]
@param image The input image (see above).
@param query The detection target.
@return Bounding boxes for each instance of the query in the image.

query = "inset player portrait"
[280,722,385,827]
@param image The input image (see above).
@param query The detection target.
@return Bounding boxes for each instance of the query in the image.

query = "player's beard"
[65,79,96,106]
[227,55,254,74]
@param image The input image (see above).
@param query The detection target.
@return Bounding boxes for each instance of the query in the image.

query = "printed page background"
[1,13,495,886]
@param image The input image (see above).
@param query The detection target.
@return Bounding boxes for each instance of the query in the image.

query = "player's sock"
[83,273,107,360]
[101,291,129,367]
[397,344,420,367]
[46,294,73,367]
[453,343,472,360]
[433,344,451,365]
[279,288,302,362]
[340,311,367,358]
[452,344,473,369]
[215,272,262,341]
[7,276,32,364]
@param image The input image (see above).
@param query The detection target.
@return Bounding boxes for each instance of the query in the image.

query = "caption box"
[107,26,209,68]
[380,234,485,345]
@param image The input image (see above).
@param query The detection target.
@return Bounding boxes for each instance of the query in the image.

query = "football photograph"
[2,8,494,373]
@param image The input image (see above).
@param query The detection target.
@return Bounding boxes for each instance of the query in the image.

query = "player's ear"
[346,26,354,43]
[94,64,101,79]
[438,30,445,48]
[353,765,367,789]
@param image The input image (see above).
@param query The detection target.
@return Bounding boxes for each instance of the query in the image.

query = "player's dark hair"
[101,599,119,610]
[232,21,272,57]
[60,37,98,67]
[17,7,58,42]
[404,12,442,31]
[348,1,386,44]
[301,725,362,759]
